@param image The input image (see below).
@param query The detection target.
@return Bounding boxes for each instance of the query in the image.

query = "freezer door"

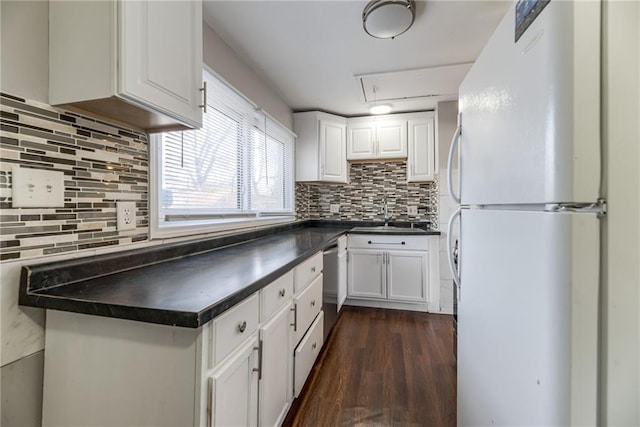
[458,1,600,205]
[457,209,599,426]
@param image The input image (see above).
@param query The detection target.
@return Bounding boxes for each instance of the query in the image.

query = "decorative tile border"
[0,93,149,261]
[296,161,439,228]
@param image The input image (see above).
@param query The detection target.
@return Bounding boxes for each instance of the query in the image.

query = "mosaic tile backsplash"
[296,161,439,228]
[0,93,149,261]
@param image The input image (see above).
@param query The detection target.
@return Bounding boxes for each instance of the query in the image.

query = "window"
[151,69,295,237]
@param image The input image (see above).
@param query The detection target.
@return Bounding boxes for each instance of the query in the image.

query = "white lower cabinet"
[387,250,428,302]
[347,249,426,302]
[347,249,386,299]
[259,302,294,427]
[347,235,434,309]
[209,337,259,427]
[40,252,328,427]
[294,312,324,397]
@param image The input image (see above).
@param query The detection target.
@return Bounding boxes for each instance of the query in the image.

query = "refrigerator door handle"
[447,124,462,204]
[447,207,462,299]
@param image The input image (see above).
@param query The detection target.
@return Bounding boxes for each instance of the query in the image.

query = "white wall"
[203,23,293,130]
[601,0,640,424]
[437,101,458,170]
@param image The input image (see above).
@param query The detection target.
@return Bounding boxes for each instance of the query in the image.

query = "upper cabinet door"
[49,0,203,131]
[294,111,348,183]
[407,118,435,182]
[320,119,348,182]
[120,0,203,129]
[346,118,407,160]
[346,123,376,160]
[375,119,407,159]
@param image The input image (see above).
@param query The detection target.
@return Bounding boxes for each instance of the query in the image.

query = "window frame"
[150,66,296,240]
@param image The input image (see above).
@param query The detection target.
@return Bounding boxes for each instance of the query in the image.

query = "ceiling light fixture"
[363,0,417,40]
[370,104,392,115]
[369,86,392,115]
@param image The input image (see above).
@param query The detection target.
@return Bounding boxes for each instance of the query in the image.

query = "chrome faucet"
[382,197,391,226]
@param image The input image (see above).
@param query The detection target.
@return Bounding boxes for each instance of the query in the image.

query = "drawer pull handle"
[310,300,316,307]
[311,266,316,273]
[312,342,317,350]
[237,320,247,333]
[279,288,286,297]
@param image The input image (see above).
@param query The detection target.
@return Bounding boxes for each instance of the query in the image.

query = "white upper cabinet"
[407,115,436,182]
[49,0,203,132]
[294,112,348,183]
[346,122,376,158]
[346,117,407,160]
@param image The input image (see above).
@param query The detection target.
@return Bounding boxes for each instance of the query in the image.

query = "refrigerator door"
[457,209,598,426]
[457,0,601,205]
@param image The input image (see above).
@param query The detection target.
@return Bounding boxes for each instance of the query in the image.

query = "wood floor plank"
[283,306,457,427]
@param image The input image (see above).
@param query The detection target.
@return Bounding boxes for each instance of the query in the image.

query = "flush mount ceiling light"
[370,104,392,115]
[363,0,417,39]
[369,86,392,114]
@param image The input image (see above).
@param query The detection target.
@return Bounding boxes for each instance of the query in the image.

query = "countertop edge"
[19,223,439,328]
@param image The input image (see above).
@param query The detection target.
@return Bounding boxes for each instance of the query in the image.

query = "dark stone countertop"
[19,221,439,328]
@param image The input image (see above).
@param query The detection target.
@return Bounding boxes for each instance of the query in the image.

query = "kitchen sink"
[349,226,427,233]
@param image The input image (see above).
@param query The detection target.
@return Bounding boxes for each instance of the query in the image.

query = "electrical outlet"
[408,206,418,216]
[330,204,340,214]
[117,201,136,231]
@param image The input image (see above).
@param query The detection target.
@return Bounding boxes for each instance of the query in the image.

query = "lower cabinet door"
[387,250,428,302]
[209,337,259,427]
[259,302,293,427]
[347,249,386,299]
[294,311,324,397]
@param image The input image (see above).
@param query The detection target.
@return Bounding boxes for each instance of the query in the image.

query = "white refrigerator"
[447,1,605,425]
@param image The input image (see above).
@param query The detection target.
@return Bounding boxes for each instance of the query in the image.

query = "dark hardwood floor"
[283,306,457,427]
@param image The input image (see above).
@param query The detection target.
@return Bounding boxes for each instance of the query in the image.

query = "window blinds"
[159,70,294,222]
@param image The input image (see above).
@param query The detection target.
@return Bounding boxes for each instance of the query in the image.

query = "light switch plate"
[330,204,340,214]
[12,166,65,208]
[407,206,418,215]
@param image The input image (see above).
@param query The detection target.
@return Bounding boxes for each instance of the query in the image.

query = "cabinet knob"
[401,241,406,245]
[279,288,286,297]
[237,320,247,333]
[312,342,317,350]
[311,266,316,273]
[368,241,372,244]
[310,300,316,307]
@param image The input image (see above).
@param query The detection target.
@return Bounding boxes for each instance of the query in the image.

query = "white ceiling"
[203,1,510,117]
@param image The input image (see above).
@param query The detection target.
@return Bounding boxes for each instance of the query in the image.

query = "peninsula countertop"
[20,221,440,328]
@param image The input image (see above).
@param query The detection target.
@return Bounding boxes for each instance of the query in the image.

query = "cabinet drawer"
[293,274,323,344]
[260,270,294,322]
[294,311,324,397]
[294,252,323,292]
[348,234,427,251]
[212,293,259,366]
